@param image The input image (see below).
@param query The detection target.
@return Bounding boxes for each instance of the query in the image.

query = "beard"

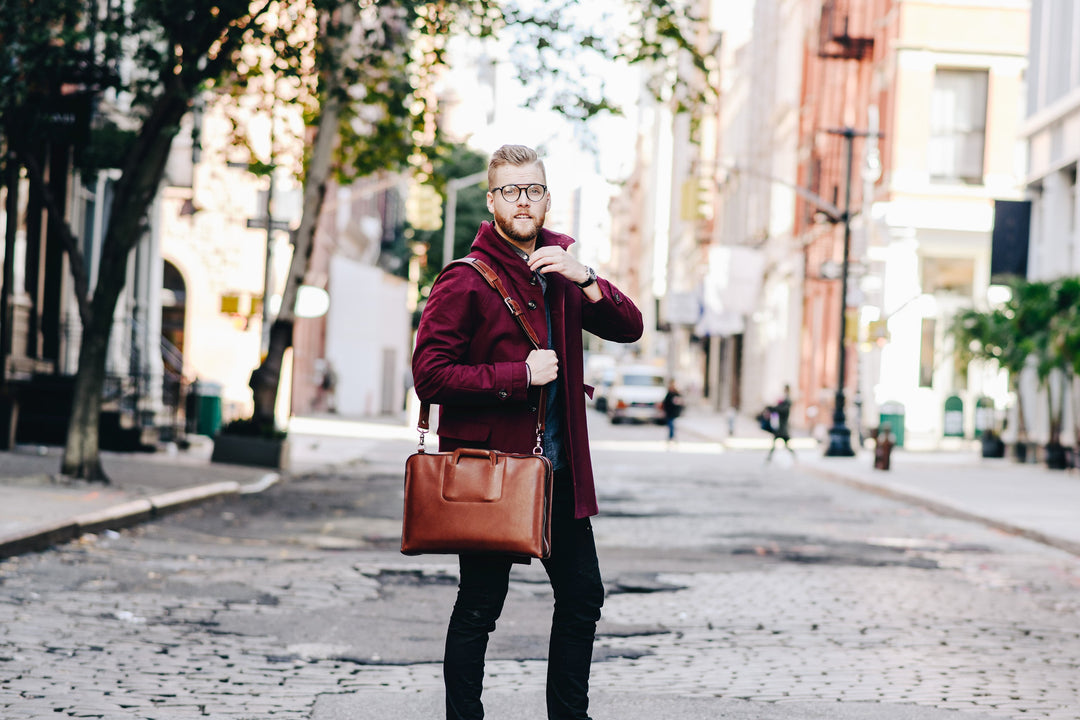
[493,208,545,244]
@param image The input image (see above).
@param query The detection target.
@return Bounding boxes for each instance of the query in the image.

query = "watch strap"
[575,266,597,289]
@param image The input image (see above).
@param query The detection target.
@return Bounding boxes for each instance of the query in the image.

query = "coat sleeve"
[580,277,644,343]
[412,266,531,407]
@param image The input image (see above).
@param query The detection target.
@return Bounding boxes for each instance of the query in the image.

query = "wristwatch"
[575,266,597,289]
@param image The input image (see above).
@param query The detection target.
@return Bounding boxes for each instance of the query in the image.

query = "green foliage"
[75,122,138,180]
[410,143,490,299]
[6,0,714,207]
[947,277,1080,446]
[0,0,121,155]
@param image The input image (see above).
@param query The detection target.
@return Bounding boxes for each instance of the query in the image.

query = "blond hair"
[488,144,546,188]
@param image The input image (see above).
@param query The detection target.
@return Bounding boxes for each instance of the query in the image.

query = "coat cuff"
[494,361,530,401]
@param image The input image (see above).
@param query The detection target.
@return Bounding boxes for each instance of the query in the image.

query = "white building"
[712,0,805,418]
[1017,0,1080,448]
[1023,0,1080,280]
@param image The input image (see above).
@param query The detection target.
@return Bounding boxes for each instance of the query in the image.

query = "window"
[921,256,975,296]
[928,69,988,184]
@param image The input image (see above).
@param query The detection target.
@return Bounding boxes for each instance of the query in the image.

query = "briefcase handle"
[418,257,547,456]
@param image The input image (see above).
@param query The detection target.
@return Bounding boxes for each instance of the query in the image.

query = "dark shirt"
[662,390,682,419]
[512,247,567,470]
[770,397,791,437]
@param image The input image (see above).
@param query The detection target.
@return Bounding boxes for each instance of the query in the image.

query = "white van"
[605,365,667,424]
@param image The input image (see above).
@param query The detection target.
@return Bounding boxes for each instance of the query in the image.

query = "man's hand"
[527,246,590,285]
[526,349,558,385]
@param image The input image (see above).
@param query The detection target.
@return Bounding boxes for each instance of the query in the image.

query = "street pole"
[824,127,857,457]
[261,163,274,356]
[259,108,278,358]
[441,170,487,268]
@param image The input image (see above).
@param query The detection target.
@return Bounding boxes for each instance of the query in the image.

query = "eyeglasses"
[490,183,547,203]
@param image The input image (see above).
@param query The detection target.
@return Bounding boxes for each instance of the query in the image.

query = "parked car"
[591,366,616,413]
[605,365,667,424]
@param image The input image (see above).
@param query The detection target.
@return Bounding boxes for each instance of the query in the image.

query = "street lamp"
[823,126,880,458]
[441,170,488,268]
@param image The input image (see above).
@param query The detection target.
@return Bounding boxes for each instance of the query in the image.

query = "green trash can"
[879,401,905,447]
[188,381,223,437]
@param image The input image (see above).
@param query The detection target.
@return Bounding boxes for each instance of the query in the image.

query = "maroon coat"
[412,222,643,518]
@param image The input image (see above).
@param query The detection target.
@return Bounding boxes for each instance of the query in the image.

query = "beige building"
[868,0,1029,446]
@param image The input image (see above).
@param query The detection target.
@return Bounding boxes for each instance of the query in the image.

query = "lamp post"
[441,170,488,268]
[824,126,880,457]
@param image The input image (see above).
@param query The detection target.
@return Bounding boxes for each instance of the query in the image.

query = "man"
[765,384,796,462]
[412,144,644,720]
[661,379,683,442]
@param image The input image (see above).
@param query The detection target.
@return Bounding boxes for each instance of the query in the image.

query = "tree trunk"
[61,309,112,480]
[1012,375,1029,461]
[60,87,191,481]
[249,4,351,428]
[1071,372,1080,452]
[1045,369,1068,470]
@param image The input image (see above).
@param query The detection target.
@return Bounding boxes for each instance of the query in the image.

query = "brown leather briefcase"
[401,447,553,558]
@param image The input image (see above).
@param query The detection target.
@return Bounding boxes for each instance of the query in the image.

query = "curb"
[801,463,1080,558]
[0,473,280,560]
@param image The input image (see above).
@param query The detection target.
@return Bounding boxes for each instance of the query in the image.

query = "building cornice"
[1020,87,1080,140]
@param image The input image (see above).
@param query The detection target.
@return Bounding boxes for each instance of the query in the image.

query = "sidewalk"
[679,407,1080,557]
[0,437,274,559]
[3,410,1079,562]
[0,416,393,560]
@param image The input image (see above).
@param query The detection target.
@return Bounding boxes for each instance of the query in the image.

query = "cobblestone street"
[2,420,1079,719]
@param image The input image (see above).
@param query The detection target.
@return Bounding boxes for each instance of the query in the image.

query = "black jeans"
[444,468,603,720]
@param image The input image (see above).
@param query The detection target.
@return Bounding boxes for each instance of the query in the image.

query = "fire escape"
[818,0,875,61]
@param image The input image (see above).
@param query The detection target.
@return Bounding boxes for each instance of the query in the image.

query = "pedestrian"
[411,144,644,720]
[765,384,796,462]
[318,359,337,413]
[662,379,683,442]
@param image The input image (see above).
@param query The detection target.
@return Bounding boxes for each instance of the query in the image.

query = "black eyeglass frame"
[489,183,548,202]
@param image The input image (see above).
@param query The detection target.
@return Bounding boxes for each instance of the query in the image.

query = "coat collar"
[470,222,575,265]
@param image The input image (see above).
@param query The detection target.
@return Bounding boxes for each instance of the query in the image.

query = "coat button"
[529,276,538,285]
[498,390,508,399]
[613,292,622,301]
[527,301,537,310]
[529,405,537,412]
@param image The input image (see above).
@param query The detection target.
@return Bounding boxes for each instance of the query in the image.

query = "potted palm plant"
[949,299,1031,462]
[1041,278,1080,469]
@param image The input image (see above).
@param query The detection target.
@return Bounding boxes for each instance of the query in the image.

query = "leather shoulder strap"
[446,257,542,350]
[417,257,548,454]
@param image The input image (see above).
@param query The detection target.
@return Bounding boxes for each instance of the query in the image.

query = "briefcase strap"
[418,257,548,455]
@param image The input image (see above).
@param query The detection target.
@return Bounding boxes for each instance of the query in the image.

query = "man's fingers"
[528,247,583,279]
[525,349,558,385]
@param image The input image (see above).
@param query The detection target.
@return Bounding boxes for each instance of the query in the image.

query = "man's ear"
[486,192,495,214]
